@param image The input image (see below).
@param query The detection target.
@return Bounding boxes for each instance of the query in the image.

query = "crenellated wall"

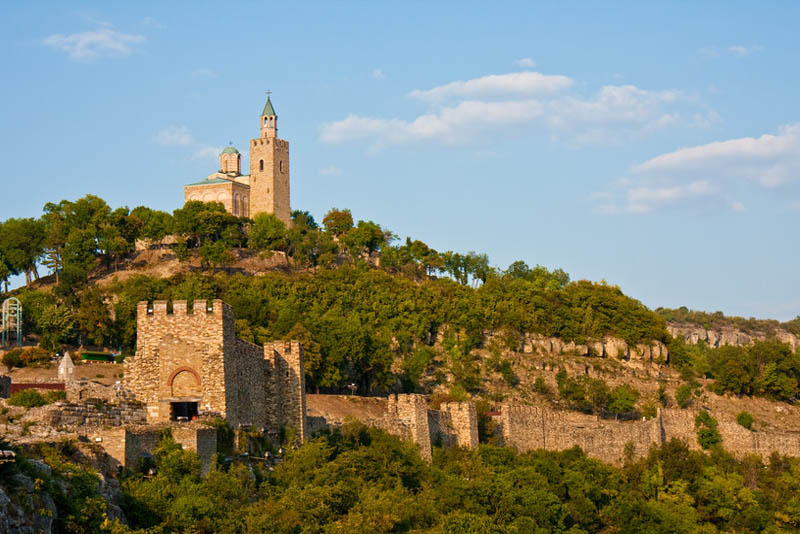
[123,299,306,438]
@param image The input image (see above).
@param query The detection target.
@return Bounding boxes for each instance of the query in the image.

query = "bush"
[736,411,754,430]
[2,348,23,370]
[19,347,52,367]
[2,347,52,370]
[695,411,722,450]
[675,384,693,408]
[8,389,48,408]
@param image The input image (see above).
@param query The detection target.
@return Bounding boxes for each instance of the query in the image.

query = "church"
[184,95,291,224]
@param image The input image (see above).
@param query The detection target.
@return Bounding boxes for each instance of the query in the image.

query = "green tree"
[608,384,640,417]
[695,411,722,450]
[0,217,46,284]
[38,302,75,350]
[249,213,288,252]
[322,208,354,237]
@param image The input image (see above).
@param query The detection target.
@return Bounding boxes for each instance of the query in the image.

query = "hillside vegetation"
[2,194,799,404]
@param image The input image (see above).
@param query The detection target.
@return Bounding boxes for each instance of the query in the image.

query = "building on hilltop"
[184,95,291,224]
[123,299,306,440]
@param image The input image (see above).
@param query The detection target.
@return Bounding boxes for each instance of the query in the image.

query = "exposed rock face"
[666,323,799,350]
[0,470,57,534]
[521,334,668,365]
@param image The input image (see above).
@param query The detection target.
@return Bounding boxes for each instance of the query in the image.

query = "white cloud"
[321,79,707,147]
[141,17,166,29]
[514,57,536,68]
[192,145,223,161]
[700,44,763,58]
[372,68,385,80]
[409,71,573,102]
[43,25,145,61]
[728,44,763,56]
[632,124,800,188]
[599,124,800,214]
[155,126,194,146]
[625,181,714,213]
[192,68,217,78]
[319,165,342,176]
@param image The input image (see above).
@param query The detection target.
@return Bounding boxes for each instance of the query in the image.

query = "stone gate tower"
[249,96,291,224]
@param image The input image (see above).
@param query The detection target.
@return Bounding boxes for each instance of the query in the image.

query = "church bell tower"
[249,94,290,224]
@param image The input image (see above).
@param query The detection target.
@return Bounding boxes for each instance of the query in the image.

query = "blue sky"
[1,2,799,320]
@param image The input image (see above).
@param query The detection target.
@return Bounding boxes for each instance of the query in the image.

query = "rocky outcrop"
[521,334,668,364]
[667,323,799,350]
[0,467,57,534]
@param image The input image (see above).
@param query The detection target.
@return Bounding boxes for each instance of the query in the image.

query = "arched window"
[233,194,239,216]
[242,196,248,217]
[259,160,264,171]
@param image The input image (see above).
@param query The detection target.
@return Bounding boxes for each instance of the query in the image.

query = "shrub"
[19,347,52,367]
[675,384,693,408]
[8,389,48,408]
[736,411,754,430]
[695,411,722,450]
[45,390,66,403]
[2,349,23,370]
[533,377,551,396]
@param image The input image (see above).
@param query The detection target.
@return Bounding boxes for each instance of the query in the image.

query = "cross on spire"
[265,90,272,98]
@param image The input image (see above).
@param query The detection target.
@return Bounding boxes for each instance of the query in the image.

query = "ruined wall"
[388,394,432,460]
[498,405,800,463]
[92,424,217,473]
[47,401,147,429]
[264,341,307,440]
[441,402,479,449]
[223,337,268,428]
[497,405,662,463]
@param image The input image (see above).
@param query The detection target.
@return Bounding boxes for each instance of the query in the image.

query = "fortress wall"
[498,405,661,463]
[223,336,268,428]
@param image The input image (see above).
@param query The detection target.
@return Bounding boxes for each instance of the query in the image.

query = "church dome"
[221,146,240,155]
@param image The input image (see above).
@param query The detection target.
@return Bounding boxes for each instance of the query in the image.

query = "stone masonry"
[184,95,291,224]
[123,299,307,439]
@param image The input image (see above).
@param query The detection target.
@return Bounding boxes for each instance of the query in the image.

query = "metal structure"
[1,297,22,347]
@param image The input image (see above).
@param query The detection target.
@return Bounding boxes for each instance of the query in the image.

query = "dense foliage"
[668,338,800,402]
[11,425,800,534]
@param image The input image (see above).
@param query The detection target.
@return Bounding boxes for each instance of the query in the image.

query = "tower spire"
[260,91,277,138]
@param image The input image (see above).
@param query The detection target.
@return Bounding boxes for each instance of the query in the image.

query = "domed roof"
[221,146,240,155]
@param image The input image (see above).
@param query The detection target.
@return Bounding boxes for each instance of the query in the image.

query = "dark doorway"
[171,402,198,421]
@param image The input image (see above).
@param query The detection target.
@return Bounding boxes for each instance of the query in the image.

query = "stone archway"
[168,366,201,397]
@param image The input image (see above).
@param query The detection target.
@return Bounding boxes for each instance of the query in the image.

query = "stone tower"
[249,96,291,224]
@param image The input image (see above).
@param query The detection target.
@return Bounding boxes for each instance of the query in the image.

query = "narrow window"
[260,160,264,171]
[280,161,283,172]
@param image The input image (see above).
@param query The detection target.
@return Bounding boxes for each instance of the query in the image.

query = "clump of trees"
[556,369,641,418]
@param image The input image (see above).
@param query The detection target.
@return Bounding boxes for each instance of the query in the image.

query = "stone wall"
[47,400,147,429]
[91,424,217,473]
[307,394,478,460]
[264,341,307,440]
[124,299,306,439]
[496,405,800,464]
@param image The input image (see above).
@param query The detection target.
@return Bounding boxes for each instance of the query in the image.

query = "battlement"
[137,299,229,317]
[264,340,303,359]
[251,138,289,148]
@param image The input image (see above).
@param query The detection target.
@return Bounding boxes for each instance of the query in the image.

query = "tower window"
[279,161,283,172]
[260,160,264,171]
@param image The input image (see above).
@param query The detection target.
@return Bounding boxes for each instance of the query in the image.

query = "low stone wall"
[497,405,800,464]
[90,423,217,473]
[47,400,147,429]
[306,394,478,460]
